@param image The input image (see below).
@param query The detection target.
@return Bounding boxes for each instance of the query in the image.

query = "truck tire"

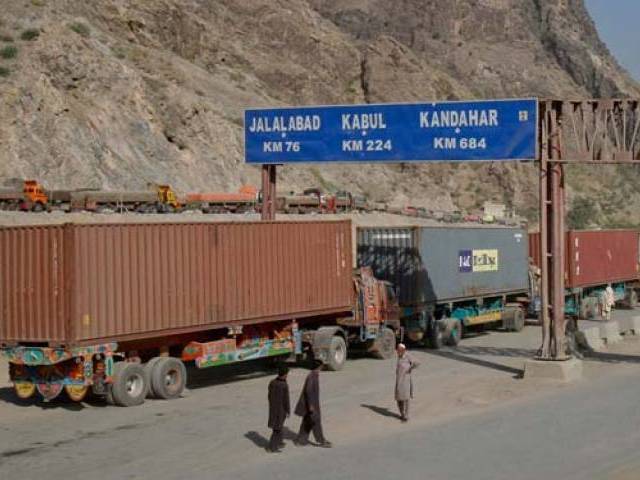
[150,357,187,400]
[144,357,164,398]
[426,319,443,350]
[512,308,525,332]
[325,336,347,371]
[370,327,396,359]
[109,362,149,407]
[503,306,525,332]
[578,297,590,320]
[624,289,638,308]
[445,319,462,346]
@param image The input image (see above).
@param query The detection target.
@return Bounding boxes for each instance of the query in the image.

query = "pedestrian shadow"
[244,427,298,450]
[245,431,269,449]
[424,349,524,378]
[361,403,402,420]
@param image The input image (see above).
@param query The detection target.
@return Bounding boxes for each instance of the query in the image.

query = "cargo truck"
[0,221,399,406]
[357,226,531,348]
[67,185,181,213]
[529,230,640,319]
[0,180,48,211]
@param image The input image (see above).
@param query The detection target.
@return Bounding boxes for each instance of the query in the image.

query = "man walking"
[294,359,332,448]
[267,364,290,453]
[395,343,419,422]
[603,285,615,321]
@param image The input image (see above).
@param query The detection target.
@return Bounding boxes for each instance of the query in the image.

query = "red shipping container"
[0,221,352,346]
[528,230,639,288]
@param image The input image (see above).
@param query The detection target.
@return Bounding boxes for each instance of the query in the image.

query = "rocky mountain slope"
[0,0,638,223]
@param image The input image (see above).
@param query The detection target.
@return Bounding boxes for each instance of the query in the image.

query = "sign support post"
[538,101,567,359]
[261,164,277,220]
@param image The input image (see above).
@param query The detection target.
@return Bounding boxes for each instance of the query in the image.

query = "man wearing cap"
[267,364,291,453]
[395,343,419,422]
[294,359,332,448]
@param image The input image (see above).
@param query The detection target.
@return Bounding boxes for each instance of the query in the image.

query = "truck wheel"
[150,357,187,400]
[426,320,443,350]
[445,319,462,346]
[579,298,589,320]
[109,362,149,407]
[512,308,525,332]
[370,327,396,359]
[144,357,164,398]
[625,290,638,308]
[325,336,347,371]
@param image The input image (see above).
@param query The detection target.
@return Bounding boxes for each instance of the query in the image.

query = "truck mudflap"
[1,343,117,401]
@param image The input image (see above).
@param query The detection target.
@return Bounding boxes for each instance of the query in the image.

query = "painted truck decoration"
[0,221,400,405]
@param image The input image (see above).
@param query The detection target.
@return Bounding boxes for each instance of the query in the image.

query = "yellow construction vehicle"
[157,185,181,212]
[22,180,49,211]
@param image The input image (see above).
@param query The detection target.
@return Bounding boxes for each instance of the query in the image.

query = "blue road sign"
[244,99,537,164]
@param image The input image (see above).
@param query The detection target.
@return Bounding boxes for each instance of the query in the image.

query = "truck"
[185,185,258,213]
[67,185,181,213]
[275,190,324,214]
[357,226,531,348]
[529,230,640,319]
[0,220,400,405]
[0,180,48,211]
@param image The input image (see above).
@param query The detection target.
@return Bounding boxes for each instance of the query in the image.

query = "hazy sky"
[585,0,639,81]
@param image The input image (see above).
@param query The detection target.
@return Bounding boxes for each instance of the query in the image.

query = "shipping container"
[357,226,530,347]
[357,226,528,304]
[186,192,256,203]
[528,230,639,318]
[529,230,639,288]
[0,221,352,346]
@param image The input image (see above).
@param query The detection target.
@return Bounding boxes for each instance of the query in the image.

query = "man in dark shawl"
[294,359,332,448]
[267,364,290,453]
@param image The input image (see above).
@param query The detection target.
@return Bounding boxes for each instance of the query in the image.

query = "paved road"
[1,315,640,480]
[229,361,640,480]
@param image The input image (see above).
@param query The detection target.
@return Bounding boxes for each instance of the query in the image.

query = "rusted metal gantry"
[538,99,640,360]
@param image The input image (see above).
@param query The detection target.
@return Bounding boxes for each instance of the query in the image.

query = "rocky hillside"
[0,0,638,222]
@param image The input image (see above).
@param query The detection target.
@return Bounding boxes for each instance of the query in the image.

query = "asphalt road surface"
[2,313,640,480]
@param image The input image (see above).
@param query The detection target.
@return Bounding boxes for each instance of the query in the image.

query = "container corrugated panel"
[567,230,639,288]
[0,226,68,343]
[0,221,352,346]
[528,230,639,288]
[357,226,528,306]
[528,231,541,268]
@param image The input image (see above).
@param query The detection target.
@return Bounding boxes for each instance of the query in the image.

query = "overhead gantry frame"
[538,99,640,359]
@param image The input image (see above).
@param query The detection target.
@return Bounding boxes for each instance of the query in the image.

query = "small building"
[483,201,507,220]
